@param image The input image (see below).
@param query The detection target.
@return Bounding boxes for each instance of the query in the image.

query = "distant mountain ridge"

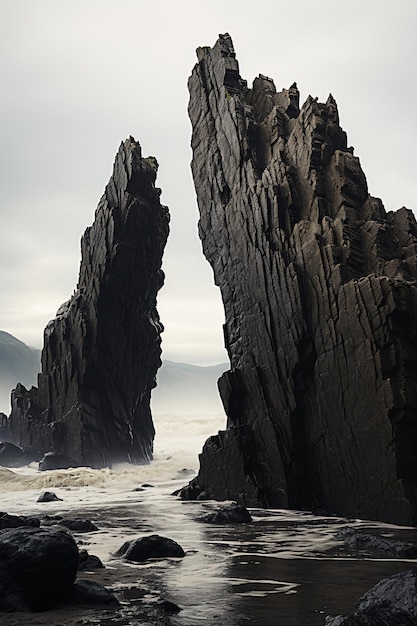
[0,331,41,412]
[0,331,226,416]
[152,360,227,414]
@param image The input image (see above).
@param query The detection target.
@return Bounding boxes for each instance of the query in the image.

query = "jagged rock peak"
[182,34,417,526]
[8,137,170,468]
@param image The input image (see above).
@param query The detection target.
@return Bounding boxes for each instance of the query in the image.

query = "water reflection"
[160,502,417,626]
[1,462,417,624]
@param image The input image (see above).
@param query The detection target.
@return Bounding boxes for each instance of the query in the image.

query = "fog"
[2,1,416,365]
[0,330,226,417]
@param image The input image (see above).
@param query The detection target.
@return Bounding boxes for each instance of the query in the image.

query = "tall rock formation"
[181,34,417,525]
[8,137,169,468]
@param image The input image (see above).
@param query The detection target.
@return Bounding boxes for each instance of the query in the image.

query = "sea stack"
[9,138,169,468]
[181,34,417,525]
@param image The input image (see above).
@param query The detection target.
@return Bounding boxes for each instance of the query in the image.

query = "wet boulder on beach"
[0,526,115,613]
[37,491,63,503]
[335,527,417,559]
[115,534,185,561]
[160,598,182,614]
[197,501,252,524]
[325,569,417,625]
[72,579,118,605]
[78,549,105,571]
[0,526,79,611]
[0,512,40,530]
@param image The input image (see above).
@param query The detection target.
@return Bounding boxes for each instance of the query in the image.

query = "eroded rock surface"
[335,528,417,559]
[325,570,417,625]
[8,138,169,468]
[181,34,417,525]
[197,501,252,524]
[115,534,185,561]
[0,526,79,611]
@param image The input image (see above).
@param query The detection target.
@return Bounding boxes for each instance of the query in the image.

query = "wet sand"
[0,534,414,626]
[1,415,416,625]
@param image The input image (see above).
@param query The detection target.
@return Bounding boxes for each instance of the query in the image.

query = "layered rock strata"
[181,34,417,525]
[8,138,169,467]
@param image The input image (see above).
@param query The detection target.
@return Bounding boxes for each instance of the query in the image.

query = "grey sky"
[1,0,416,365]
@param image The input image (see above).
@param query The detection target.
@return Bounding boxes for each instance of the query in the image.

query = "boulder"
[72,579,118,605]
[37,491,63,503]
[0,513,39,530]
[78,549,104,571]
[335,527,417,559]
[115,534,185,561]
[325,569,417,625]
[58,518,98,533]
[0,526,79,611]
[8,138,169,469]
[197,502,252,524]
[38,452,79,471]
[160,599,182,614]
[182,33,417,525]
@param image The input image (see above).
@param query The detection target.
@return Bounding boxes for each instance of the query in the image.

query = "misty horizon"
[0,329,227,416]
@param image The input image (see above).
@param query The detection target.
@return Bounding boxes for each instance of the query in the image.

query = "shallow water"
[1,413,417,625]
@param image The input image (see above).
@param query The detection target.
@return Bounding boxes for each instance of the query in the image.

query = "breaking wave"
[0,413,226,494]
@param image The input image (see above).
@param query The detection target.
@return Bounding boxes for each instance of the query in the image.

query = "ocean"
[0,413,416,625]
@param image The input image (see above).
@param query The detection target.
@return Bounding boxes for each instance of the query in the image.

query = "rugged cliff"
[181,34,417,525]
[8,138,169,468]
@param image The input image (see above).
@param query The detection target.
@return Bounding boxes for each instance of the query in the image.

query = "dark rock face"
[115,534,185,561]
[182,34,417,525]
[0,414,8,441]
[0,526,79,611]
[8,138,169,468]
[0,442,27,468]
[325,569,417,625]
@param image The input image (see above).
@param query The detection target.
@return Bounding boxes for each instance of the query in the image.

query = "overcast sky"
[1,0,416,366]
